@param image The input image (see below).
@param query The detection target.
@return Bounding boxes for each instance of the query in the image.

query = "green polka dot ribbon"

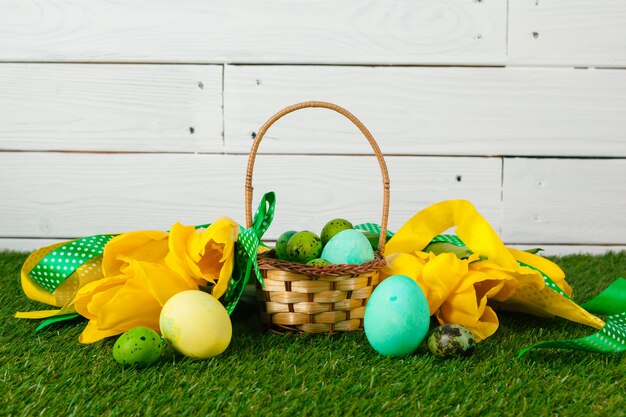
[222,192,276,314]
[354,223,395,237]
[518,261,571,300]
[519,278,626,356]
[29,234,116,292]
[429,233,465,246]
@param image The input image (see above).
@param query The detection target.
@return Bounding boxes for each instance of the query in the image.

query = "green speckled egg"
[275,230,297,260]
[113,327,165,368]
[306,258,331,266]
[321,218,353,246]
[427,324,476,358]
[286,231,322,263]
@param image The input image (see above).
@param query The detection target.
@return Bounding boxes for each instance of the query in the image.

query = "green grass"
[1,250,625,417]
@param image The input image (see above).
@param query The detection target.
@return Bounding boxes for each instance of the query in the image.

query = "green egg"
[275,230,297,260]
[321,218,354,246]
[427,324,476,358]
[286,231,322,264]
[306,258,331,266]
[113,326,165,368]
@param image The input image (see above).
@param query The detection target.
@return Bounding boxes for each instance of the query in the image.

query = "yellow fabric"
[73,217,239,343]
[20,242,68,307]
[383,200,605,342]
[17,241,102,320]
[15,309,67,319]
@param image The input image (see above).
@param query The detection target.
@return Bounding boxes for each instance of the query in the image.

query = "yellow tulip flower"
[74,260,195,343]
[73,217,239,343]
[383,200,604,342]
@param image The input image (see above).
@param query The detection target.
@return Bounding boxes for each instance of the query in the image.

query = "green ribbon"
[429,234,465,246]
[518,278,626,356]
[36,313,82,332]
[29,234,116,292]
[354,223,395,237]
[222,192,276,314]
[581,277,626,316]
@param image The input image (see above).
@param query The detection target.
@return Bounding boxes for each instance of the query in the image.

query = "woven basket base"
[257,268,380,334]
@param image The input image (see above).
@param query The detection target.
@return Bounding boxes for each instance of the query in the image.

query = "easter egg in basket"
[275,230,297,261]
[286,231,323,263]
[321,218,353,246]
[321,229,375,265]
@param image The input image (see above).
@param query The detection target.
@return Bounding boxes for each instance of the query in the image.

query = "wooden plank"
[508,0,626,67]
[0,1,506,65]
[502,158,626,245]
[0,152,502,240]
[224,66,626,157]
[0,64,223,152]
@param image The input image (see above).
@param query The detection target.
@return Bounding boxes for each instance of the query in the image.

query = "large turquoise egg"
[364,275,430,357]
[321,229,375,265]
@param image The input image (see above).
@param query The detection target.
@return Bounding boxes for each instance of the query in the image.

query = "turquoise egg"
[321,229,375,265]
[364,275,430,357]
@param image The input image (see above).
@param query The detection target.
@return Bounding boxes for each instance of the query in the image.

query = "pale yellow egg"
[159,290,232,359]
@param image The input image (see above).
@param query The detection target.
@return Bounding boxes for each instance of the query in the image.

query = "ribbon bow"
[222,192,276,314]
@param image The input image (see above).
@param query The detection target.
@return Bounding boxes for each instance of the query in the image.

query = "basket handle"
[245,101,390,254]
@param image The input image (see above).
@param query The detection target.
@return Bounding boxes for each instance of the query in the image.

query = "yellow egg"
[159,290,232,359]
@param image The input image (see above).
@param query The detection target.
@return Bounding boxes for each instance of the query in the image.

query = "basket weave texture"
[246,101,390,333]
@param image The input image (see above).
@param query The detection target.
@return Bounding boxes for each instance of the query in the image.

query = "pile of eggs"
[112,222,477,368]
[274,218,376,266]
[113,290,232,368]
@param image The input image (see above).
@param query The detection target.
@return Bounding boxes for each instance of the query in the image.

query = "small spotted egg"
[427,324,476,358]
[275,230,297,261]
[320,218,353,246]
[306,258,331,266]
[286,231,323,264]
[113,326,165,368]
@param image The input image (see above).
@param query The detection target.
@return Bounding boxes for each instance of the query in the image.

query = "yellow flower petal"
[437,285,499,342]
[381,252,426,280]
[74,275,128,320]
[78,320,125,344]
[131,260,198,306]
[420,252,469,315]
[96,276,163,331]
[165,222,201,279]
[102,230,169,276]
[508,248,573,296]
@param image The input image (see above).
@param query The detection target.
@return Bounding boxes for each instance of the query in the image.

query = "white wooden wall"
[1,1,625,255]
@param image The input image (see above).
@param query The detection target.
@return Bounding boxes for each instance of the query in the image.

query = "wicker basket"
[246,101,390,333]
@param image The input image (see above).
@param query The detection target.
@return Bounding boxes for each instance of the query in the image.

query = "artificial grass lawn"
[1,251,625,417]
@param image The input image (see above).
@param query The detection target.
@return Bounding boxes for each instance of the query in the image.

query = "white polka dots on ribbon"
[519,312,626,356]
[354,223,395,238]
[29,234,115,293]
